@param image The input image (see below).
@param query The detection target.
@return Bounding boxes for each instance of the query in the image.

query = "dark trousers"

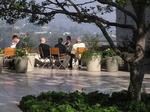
[69,54,75,68]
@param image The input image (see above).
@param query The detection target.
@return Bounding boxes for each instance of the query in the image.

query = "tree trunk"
[128,59,145,101]
[128,28,146,101]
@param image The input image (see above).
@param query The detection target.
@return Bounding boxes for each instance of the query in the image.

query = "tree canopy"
[0,0,150,49]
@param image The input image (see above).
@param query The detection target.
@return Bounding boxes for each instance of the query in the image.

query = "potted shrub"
[82,35,102,72]
[14,48,28,73]
[102,48,118,72]
[82,50,102,72]
[21,33,36,72]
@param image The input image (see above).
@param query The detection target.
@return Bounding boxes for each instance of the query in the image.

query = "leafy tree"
[0,0,150,101]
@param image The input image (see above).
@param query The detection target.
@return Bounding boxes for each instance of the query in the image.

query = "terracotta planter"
[87,55,101,72]
[106,56,118,72]
[14,57,28,73]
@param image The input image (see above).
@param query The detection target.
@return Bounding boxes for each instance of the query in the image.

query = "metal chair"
[76,47,87,59]
[4,48,16,57]
[75,47,87,69]
[3,48,16,68]
[50,48,69,69]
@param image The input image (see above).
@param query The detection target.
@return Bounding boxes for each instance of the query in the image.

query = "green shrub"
[110,90,131,107]
[87,91,109,106]
[49,91,68,104]
[19,95,36,111]
[52,104,75,112]
[102,106,120,112]
[68,91,86,104]
[37,91,53,101]
[22,99,37,111]
[29,101,52,112]
[37,91,68,104]
[129,101,148,112]
[141,93,150,105]
[19,90,150,112]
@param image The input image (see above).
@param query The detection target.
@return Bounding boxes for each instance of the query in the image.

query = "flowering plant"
[102,48,116,58]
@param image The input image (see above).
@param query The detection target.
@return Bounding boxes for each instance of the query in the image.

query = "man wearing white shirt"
[10,35,25,48]
[71,37,85,54]
[71,37,86,69]
[10,42,16,48]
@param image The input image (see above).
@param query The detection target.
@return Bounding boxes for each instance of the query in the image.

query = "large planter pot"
[106,56,118,72]
[27,53,36,72]
[87,55,101,72]
[14,57,28,73]
[0,56,3,73]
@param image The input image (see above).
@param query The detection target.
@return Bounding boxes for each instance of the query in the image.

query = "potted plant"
[21,33,36,72]
[82,35,102,72]
[82,50,102,72]
[14,48,28,73]
[102,48,118,72]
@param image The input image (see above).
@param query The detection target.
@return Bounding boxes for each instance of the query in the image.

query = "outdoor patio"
[0,68,150,112]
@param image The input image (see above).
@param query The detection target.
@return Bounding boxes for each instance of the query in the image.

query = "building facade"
[116,0,150,56]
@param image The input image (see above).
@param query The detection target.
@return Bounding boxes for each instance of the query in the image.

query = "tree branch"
[95,16,135,30]
[95,20,116,49]
[72,0,96,6]
[96,0,138,24]
[67,0,81,14]
[55,0,68,12]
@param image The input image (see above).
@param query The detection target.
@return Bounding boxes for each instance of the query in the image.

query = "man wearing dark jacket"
[39,37,50,58]
[55,38,66,54]
[12,35,25,49]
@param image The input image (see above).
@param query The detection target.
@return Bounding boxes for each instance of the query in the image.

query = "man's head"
[66,36,71,42]
[40,37,47,44]
[58,38,63,44]
[12,35,20,44]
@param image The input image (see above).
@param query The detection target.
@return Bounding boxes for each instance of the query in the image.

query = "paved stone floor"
[0,68,150,112]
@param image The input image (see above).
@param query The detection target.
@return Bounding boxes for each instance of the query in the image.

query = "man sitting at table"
[35,37,50,67]
[11,35,25,49]
[71,37,86,69]
[55,38,66,54]
[39,37,50,59]
[71,37,86,56]
[7,35,25,69]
